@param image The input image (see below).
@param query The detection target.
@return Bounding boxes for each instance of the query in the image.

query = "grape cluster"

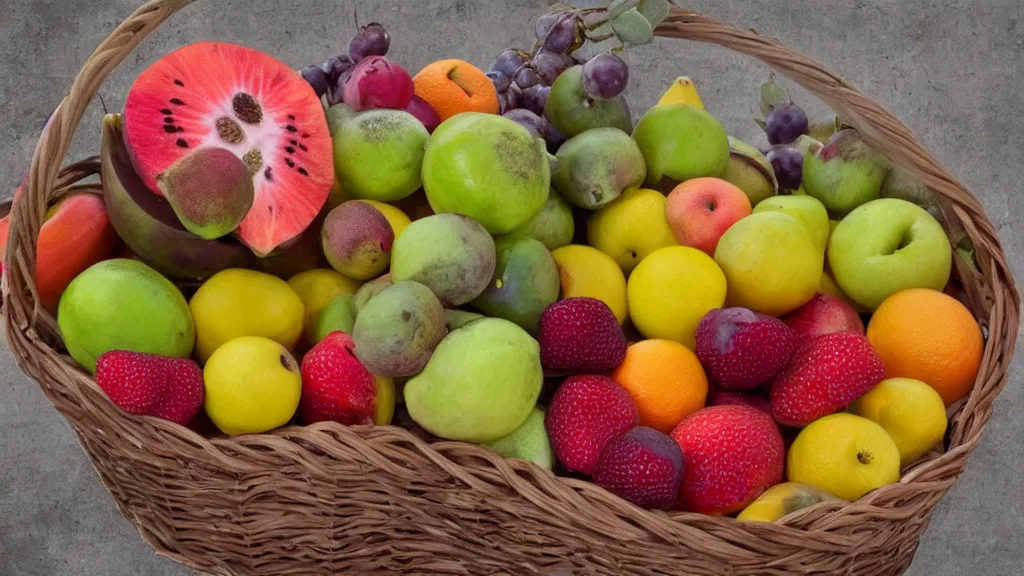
[299,23,392,106]
[490,9,631,152]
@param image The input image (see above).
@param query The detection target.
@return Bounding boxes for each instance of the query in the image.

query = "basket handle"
[4,0,195,342]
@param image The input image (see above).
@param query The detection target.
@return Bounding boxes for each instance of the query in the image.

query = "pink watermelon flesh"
[123,42,333,257]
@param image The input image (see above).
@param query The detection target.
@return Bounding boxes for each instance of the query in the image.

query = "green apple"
[311,294,356,345]
[422,113,549,235]
[404,318,543,443]
[721,136,778,206]
[485,407,554,470]
[632,104,730,187]
[828,198,951,310]
[333,109,429,202]
[714,212,822,316]
[552,128,646,210]
[545,66,632,138]
[753,195,830,253]
[803,129,892,216]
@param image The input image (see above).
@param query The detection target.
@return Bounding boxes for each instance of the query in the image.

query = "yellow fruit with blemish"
[551,245,628,324]
[737,482,840,522]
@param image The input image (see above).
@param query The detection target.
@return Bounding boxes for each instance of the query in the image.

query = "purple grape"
[581,53,629,100]
[532,50,574,85]
[300,66,329,98]
[503,109,546,140]
[326,67,355,107]
[540,12,581,54]
[544,120,566,152]
[492,49,529,77]
[519,85,550,116]
[767,145,805,190]
[765,104,810,145]
[513,65,540,89]
[497,92,510,114]
[486,71,512,94]
[348,23,390,61]
[506,84,522,112]
[321,54,354,85]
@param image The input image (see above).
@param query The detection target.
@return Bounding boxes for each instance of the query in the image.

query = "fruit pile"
[5,3,984,521]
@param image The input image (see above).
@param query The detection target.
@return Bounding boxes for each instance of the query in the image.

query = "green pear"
[391,214,497,307]
[753,195,830,254]
[502,189,575,250]
[721,136,778,206]
[545,66,632,138]
[333,108,430,202]
[444,309,486,332]
[311,294,356,345]
[881,165,945,224]
[803,129,892,216]
[632,104,730,187]
[472,237,560,332]
[552,128,646,210]
[422,112,549,235]
[485,408,554,470]
[404,318,543,443]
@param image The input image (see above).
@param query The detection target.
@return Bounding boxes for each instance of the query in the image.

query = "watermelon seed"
[216,117,244,144]
[176,139,189,148]
[233,93,263,125]
[243,148,264,176]
[170,98,184,106]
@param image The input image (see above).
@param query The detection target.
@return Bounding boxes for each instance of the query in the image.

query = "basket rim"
[2,1,1020,571]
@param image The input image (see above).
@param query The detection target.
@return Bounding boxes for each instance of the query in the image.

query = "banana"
[656,76,705,110]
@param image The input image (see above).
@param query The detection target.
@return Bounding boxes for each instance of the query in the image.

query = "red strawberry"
[695,307,796,390]
[770,331,885,427]
[300,332,378,425]
[707,387,773,417]
[783,293,864,341]
[592,426,684,509]
[545,374,638,474]
[538,297,627,374]
[670,405,784,515]
[95,351,204,426]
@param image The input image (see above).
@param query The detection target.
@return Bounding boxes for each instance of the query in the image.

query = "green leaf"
[608,0,641,19]
[612,8,654,44]
[759,71,791,118]
[638,0,671,28]
[586,20,614,39]
[956,236,979,274]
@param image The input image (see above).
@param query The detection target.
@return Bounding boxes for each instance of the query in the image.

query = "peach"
[665,177,752,255]
[0,193,123,310]
[783,293,865,341]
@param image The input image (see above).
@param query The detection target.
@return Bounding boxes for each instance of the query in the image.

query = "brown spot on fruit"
[401,310,412,322]
[243,148,264,176]
[216,117,244,144]
[280,353,297,372]
[232,93,263,125]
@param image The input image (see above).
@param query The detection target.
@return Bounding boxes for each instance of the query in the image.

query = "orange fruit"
[866,288,983,406]
[412,59,499,122]
[611,339,708,432]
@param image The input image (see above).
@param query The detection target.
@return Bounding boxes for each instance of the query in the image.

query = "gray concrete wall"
[1,1,1021,574]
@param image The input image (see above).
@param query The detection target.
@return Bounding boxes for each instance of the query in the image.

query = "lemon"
[550,245,628,324]
[737,482,838,522]
[203,336,302,436]
[288,269,361,344]
[627,246,726,349]
[373,376,396,425]
[849,378,948,467]
[587,187,678,274]
[190,269,305,363]
[714,212,823,316]
[787,413,901,501]
[357,199,412,240]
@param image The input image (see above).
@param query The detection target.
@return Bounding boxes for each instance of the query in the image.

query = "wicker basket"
[4,2,1019,574]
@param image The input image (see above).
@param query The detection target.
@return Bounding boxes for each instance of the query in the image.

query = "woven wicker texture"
[3,2,1019,575]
